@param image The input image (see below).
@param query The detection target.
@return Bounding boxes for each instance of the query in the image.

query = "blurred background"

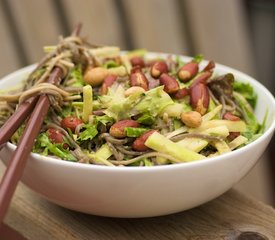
[0,0,274,205]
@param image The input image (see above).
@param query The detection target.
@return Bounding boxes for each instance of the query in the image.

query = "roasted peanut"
[131,66,142,74]
[101,75,118,95]
[177,62,198,82]
[124,86,146,97]
[190,83,209,115]
[180,111,202,128]
[159,73,179,94]
[61,116,83,133]
[84,66,108,86]
[203,60,215,72]
[109,120,140,138]
[173,87,189,99]
[190,71,212,87]
[130,71,149,90]
[84,65,127,87]
[132,130,156,151]
[227,132,241,141]
[223,112,240,121]
[107,65,127,77]
[150,61,168,78]
[130,56,145,68]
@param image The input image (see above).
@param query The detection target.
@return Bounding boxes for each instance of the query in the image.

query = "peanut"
[132,130,156,151]
[227,132,240,141]
[109,120,140,138]
[150,61,168,78]
[223,112,240,121]
[130,56,145,68]
[159,73,179,94]
[84,66,127,87]
[190,83,209,115]
[107,65,127,77]
[203,60,215,72]
[130,71,149,90]
[180,111,202,128]
[177,62,198,82]
[173,87,189,99]
[131,66,142,74]
[124,86,146,97]
[84,66,108,86]
[190,71,212,88]
[101,75,118,95]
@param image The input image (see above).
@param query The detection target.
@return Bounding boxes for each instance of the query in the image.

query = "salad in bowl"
[0,34,274,217]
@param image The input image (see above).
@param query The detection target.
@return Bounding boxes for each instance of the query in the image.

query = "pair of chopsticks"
[0,24,82,227]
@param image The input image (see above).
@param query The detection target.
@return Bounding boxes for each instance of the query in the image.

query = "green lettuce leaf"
[35,133,76,161]
[125,127,148,137]
[103,86,173,121]
[94,115,114,126]
[134,86,174,117]
[103,60,120,69]
[233,82,257,109]
[233,91,259,139]
[137,114,155,125]
[78,124,98,141]
[70,65,85,87]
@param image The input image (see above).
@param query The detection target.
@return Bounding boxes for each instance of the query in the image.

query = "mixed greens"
[8,43,265,167]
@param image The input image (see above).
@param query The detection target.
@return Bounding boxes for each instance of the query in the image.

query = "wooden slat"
[8,0,62,64]
[61,0,126,49]
[248,1,275,90]
[121,0,189,54]
[184,0,255,75]
[0,5,21,78]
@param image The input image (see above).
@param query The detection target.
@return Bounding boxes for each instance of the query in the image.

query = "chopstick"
[0,68,63,223]
[0,223,27,240]
[0,24,82,225]
[0,96,38,150]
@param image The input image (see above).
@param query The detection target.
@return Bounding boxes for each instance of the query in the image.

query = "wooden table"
[1,165,275,240]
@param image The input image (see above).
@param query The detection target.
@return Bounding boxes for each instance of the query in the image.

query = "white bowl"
[0,55,275,218]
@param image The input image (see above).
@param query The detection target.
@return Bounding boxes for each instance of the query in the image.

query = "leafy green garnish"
[94,115,114,126]
[70,65,85,87]
[175,55,185,68]
[127,48,147,57]
[35,133,76,161]
[60,105,74,118]
[125,127,148,137]
[233,91,259,139]
[134,86,174,117]
[137,114,155,125]
[173,119,182,130]
[143,158,153,166]
[193,54,203,63]
[233,82,257,108]
[103,86,173,121]
[258,110,268,134]
[78,124,98,141]
[103,60,119,69]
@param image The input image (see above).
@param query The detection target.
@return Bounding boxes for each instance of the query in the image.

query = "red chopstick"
[0,23,82,227]
[0,67,63,223]
[0,97,38,150]
[0,223,27,240]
